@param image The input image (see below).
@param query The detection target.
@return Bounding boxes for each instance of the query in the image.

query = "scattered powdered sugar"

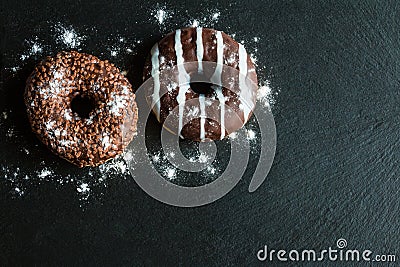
[148,147,222,183]
[1,153,131,205]
[246,129,256,141]
[257,81,279,108]
[1,104,132,204]
[212,12,221,20]
[59,139,73,147]
[1,8,278,207]
[77,182,90,194]
[186,106,200,117]
[64,111,72,121]
[37,168,53,178]
[76,182,90,201]
[4,23,87,72]
[109,46,119,57]
[101,134,112,150]
[197,153,209,163]
[151,5,173,30]
[150,6,221,30]
[54,23,85,49]
[20,38,44,61]
[108,92,128,116]
[101,35,140,59]
[152,9,167,25]
[228,132,237,140]
[166,82,178,92]
[250,54,258,65]
[30,43,43,54]
[164,167,176,179]
[98,155,129,177]
[188,10,221,28]
[206,165,217,175]
[2,111,8,120]
[14,187,24,196]
[38,69,67,99]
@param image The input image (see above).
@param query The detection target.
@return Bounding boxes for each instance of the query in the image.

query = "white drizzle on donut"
[238,43,251,122]
[175,29,191,138]
[199,94,206,140]
[210,31,225,139]
[196,27,204,73]
[196,27,206,140]
[150,44,161,121]
[149,28,256,141]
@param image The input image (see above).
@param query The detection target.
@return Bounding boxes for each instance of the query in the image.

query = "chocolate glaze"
[144,27,258,141]
[25,51,138,167]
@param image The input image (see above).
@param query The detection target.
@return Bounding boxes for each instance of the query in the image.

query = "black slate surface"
[0,0,399,266]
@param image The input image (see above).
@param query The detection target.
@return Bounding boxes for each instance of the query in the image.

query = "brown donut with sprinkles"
[24,51,138,167]
[143,27,258,141]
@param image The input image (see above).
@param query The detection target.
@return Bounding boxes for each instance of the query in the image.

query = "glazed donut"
[143,27,258,141]
[24,51,138,167]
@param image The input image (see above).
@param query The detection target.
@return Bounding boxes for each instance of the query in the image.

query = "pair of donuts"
[25,27,258,167]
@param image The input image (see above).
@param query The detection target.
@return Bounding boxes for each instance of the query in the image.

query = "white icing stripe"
[211,31,225,139]
[211,31,224,86]
[215,88,225,139]
[199,94,206,140]
[175,29,190,138]
[238,43,251,122]
[150,44,160,121]
[196,27,204,73]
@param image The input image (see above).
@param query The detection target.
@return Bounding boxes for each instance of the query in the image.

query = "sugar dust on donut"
[143,27,258,141]
[24,51,138,167]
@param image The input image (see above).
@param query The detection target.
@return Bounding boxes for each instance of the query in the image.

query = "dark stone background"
[0,0,399,266]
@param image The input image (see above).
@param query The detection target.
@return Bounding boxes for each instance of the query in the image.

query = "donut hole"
[190,82,214,96]
[71,94,96,118]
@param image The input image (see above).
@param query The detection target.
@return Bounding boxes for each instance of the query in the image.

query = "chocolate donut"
[24,51,138,167]
[143,27,258,141]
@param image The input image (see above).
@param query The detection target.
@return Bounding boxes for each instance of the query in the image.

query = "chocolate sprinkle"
[24,51,138,167]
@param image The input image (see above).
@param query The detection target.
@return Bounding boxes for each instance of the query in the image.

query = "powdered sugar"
[257,81,279,108]
[59,139,73,147]
[165,167,176,179]
[98,155,129,177]
[20,38,44,61]
[77,183,90,193]
[38,69,69,100]
[101,134,112,150]
[246,129,256,140]
[20,42,43,60]
[15,23,84,64]
[14,187,24,196]
[188,10,221,28]
[150,5,174,31]
[64,111,72,121]
[0,153,131,206]
[37,168,53,178]
[108,92,128,116]
[1,8,279,207]
[54,23,84,49]
[154,9,169,25]
[148,147,222,183]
